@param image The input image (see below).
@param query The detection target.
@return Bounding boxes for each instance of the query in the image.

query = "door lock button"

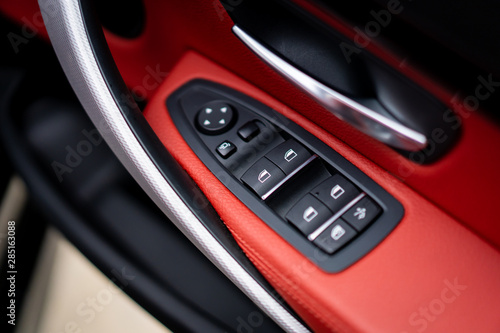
[311,175,360,213]
[285,194,332,235]
[265,139,311,175]
[241,157,285,198]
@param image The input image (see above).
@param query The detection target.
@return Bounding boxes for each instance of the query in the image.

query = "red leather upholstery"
[3,0,500,249]
[3,1,500,331]
[144,52,500,333]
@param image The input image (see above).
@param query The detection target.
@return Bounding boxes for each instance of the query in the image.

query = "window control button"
[311,175,360,213]
[266,139,312,175]
[342,197,381,231]
[241,157,285,197]
[314,219,357,254]
[285,194,332,235]
[196,102,235,134]
[216,141,236,159]
[238,121,260,142]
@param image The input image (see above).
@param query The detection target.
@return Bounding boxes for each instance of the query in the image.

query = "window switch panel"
[241,157,285,198]
[167,80,404,272]
[314,219,357,254]
[286,194,332,235]
[342,197,381,231]
[311,175,360,213]
[266,139,311,175]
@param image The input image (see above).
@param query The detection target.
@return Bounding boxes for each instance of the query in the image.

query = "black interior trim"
[225,0,461,164]
[77,0,303,325]
[0,65,290,332]
[310,0,500,123]
[93,0,145,39]
[168,80,404,272]
[0,69,224,333]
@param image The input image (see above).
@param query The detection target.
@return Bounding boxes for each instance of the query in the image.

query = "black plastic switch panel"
[343,197,381,231]
[285,194,332,235]
[237,121,260,142]
[311,175,360,213]
[168,80,405,272]
[314,219,357,254]
[266,139,312,175]
[196,102,235,134]
[241,157,286,197]
[216,141,236,159]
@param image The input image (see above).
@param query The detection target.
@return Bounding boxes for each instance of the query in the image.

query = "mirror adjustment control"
[342,197,381,231]
[196,102,235,134]
[285,194,332,235]
[241,157,286,197]
[311,175,360,213]
[313,219,357,254]
[266,139,311,175]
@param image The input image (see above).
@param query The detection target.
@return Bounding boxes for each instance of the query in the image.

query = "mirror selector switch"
[314,220,357,254]
[196,102,235,134]
[342,197,381,231]
[286,194,333,235]
[241,158,286,197]
[311,175,360,213]
[238,121,260,142]
[266,139,311,175]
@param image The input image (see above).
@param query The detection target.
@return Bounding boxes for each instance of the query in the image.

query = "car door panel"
[2,0,499,332]
[100,0,500,250]
[143,51,500,332]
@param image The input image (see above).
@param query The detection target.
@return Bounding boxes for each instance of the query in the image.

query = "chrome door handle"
[233,26,428,152]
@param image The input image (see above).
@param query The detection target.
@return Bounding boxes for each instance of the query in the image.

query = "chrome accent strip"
[232,26,428,152]
[308,193,366,241]
[39,1,310,332]
[261,155,318,200]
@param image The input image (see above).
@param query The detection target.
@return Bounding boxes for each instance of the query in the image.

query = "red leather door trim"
[2,1,499,331]
[3,0,500,250]
[144,52,500,333]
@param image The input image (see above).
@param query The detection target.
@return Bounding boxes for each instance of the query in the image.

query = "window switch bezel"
[167,79,404,272]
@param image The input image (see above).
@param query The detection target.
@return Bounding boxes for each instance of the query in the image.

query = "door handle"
[233,25,428,152]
